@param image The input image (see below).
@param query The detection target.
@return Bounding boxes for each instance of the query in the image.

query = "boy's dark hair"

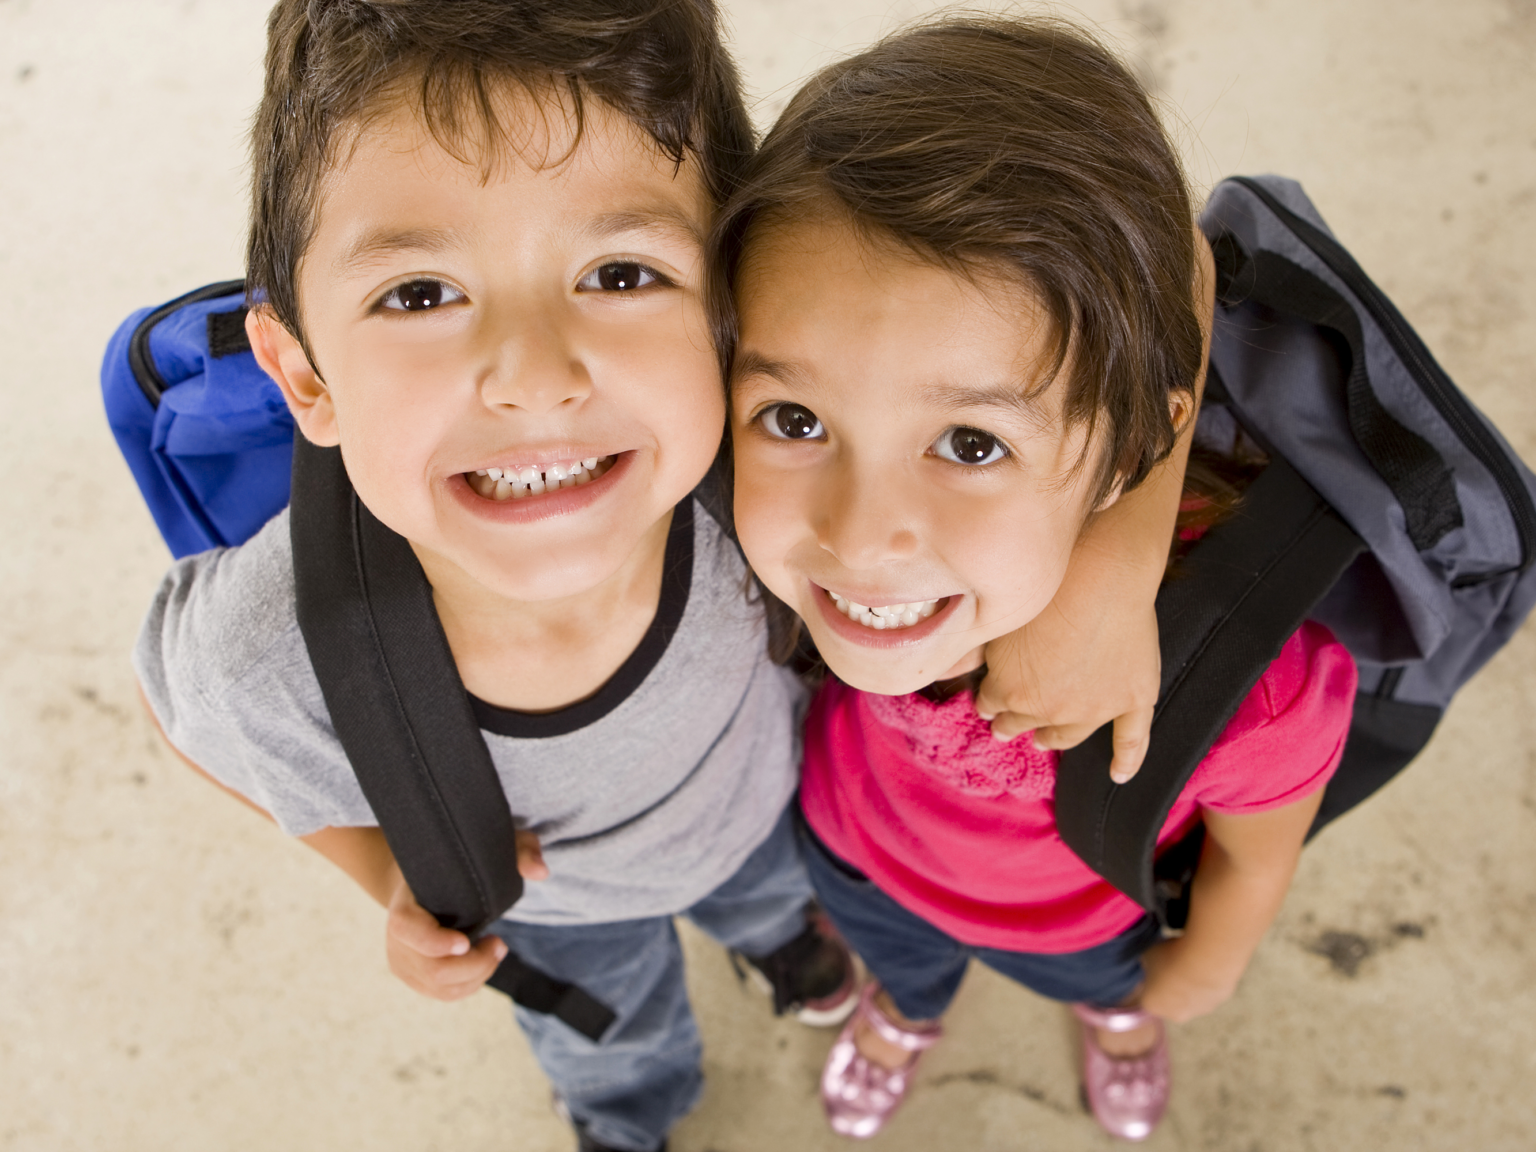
[248,0,752,349]
[711,14,1203,505]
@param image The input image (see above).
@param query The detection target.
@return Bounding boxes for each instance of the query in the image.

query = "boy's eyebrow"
[580,207,705,247]
[333,226,460,277]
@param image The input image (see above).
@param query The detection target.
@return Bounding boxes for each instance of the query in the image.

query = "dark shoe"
[733,906,859,1026]
[556,1094,668,1152]
[576,1132,666,1152]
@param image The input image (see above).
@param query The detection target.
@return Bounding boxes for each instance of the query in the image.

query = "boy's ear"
[245,306,339,447]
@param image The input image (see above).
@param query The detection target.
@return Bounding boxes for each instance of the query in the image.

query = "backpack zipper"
[128,279,246,408]
[1230,177,1536,577]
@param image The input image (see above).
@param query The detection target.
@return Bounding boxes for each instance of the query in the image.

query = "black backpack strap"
[289,435,618,1036]
[290,434,524,935]
[486,953,617,1041]
[1055,457,1364,928]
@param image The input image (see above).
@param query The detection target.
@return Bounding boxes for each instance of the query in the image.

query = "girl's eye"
[758,403,825,441]
[379,279,465,312]
[931,426,1008,466]
[577,262,664,292]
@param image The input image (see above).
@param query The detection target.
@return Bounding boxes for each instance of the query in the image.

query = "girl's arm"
[1137,787,1324,1023]
[976,228,1216,782]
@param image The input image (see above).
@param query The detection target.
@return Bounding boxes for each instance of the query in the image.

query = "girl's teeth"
[471,456,617,501]
[827,590,942,631]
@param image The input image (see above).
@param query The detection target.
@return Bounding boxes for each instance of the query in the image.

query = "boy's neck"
[411,507,677,715]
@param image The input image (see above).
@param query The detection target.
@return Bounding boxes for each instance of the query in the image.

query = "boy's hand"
[975,595,1159,784]
[384,830,548,1001]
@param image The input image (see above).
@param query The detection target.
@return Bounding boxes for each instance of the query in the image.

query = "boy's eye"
[931,426,1008,466]
[758,403,825,441]
[379,279,465,312]
[577,262,663,292]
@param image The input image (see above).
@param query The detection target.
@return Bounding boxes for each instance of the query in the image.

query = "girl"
[715,16,1357,1143]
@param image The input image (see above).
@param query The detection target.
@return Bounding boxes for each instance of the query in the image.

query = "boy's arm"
[1137,787,1324,1023]
[138,685,525,1001]
[300,825,520,1002]
[976,227,1216,781]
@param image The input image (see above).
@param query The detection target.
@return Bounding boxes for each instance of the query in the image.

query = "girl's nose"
[478,310,593,414]
[814,460,920,569]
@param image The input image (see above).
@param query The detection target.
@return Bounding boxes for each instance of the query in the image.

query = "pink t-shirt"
[799,621,1357,954]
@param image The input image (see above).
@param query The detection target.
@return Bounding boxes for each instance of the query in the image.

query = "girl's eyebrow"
[731,349,802,385]
[918,382,1052,426]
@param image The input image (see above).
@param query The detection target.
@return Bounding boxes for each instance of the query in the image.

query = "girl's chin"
[937,648,986,680]
[813,640,981,697]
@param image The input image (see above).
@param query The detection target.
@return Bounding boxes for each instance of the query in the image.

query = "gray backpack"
[1057,176,1536,930]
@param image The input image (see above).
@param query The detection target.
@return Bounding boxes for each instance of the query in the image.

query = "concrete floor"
[2,1,1534,1149]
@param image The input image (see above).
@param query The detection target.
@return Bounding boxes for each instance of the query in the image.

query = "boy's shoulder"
[140,507,304,691]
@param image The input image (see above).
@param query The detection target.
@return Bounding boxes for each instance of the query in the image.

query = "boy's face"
[263,90,721,604]
[731,215,1109,696]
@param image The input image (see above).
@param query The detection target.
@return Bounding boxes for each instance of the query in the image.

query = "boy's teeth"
[827,591,942,631]
[468,455,616,501]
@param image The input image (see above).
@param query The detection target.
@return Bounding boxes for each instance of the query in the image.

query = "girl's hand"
[1136,938,1239,1024]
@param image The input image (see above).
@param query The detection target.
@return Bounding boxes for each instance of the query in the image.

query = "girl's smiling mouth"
[813,582,959,648]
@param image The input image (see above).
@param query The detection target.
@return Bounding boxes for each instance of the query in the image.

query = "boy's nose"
[813,460,920,569]
[478,316,593,414]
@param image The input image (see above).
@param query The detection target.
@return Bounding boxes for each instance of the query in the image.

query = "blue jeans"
[800,818,1159,1022]
[489,806,813,1152]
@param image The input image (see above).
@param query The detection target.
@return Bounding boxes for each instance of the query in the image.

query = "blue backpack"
[102,280,291,559]
[103,175,1536,938]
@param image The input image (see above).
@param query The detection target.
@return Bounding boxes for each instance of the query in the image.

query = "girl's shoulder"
[1191,622,1358,814]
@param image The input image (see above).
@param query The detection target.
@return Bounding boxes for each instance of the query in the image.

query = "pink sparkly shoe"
[1071,1003,1171,1142]
[821,983,943,1139]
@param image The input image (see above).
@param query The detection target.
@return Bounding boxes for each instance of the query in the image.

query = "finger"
[516,830,549,881]
[973,676,1040,724]
[388,894,473,959]
[1108,706,1155,783]
[988,711,1043,742]
[397,936,508,999]
[1030,721,1098,752]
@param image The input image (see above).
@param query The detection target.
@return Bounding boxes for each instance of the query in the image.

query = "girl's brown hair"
[711,13,1204,507]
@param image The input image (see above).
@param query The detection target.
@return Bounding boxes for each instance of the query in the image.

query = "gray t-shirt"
[133,500,803,927]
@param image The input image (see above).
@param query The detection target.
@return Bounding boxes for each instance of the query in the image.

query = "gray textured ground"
[2,1,1533,1149]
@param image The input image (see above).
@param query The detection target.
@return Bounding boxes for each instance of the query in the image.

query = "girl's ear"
[1092,473,1126,514]
[1168,387,1197,438]
[245,307,339,447]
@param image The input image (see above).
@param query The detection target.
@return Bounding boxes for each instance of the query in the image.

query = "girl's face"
[731,215,1112,696]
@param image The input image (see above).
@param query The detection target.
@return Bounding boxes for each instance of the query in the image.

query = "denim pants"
[800,818,1159,1023]
[489,806,813,1152]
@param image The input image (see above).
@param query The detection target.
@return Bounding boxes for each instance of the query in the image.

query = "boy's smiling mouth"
[465,455,617,501]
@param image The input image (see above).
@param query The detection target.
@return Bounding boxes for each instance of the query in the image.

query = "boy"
[135,3,853,1151]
